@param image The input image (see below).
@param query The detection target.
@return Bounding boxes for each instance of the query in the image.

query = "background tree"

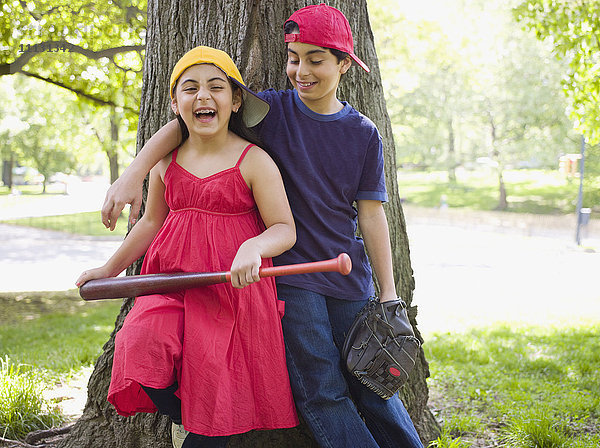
[58,1,439,447]
[372,0,578,210]
[0,0,145,183]
[514,0,600,209]
[514,0,600,146]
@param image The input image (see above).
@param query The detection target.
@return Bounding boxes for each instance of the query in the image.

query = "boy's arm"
[101,119,181,230]
[357,199,397,302]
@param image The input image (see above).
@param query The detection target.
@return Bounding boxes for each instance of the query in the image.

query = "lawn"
[0,291,121,440]
[426,325,600,447]
[397,169,586,215]
[0,210,129,237]
[1,290,597,446]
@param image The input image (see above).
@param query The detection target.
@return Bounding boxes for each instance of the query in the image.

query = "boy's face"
[171,64,242,138]
[286,42,351,113]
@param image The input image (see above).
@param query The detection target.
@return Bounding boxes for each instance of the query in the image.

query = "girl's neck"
[185,129,231,153]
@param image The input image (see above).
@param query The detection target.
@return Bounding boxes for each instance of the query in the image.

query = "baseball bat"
[79,253,352,301]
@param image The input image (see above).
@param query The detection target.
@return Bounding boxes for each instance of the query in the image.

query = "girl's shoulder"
[238,142,279,180]
[152,148,177,179]
[240,142,274,167]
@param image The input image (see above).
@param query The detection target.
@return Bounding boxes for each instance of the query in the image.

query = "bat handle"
[254,253,352,279]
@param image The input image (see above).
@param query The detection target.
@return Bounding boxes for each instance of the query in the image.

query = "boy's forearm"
[126,119,181,180]
[358,201,397,301]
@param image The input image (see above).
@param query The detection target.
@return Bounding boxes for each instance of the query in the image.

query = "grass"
[397,169,588,215]
[0,211,129,237]
[0,291,122,373]
[3,290,597,446]
[426,324,600,447]
[0,184,67,196]
[0,291,121,440]
[0,357,64,440]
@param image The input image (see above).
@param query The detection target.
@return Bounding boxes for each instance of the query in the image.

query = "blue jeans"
[277,284,423,448]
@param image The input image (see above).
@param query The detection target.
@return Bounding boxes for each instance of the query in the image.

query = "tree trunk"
[58,1,439,446]
[447,117,457,184]
[108,109,120,184]
[496,169,508,211]
[2,157,13,189]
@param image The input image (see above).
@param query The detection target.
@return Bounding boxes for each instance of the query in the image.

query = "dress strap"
[171,147,179,163]
[234,144,256,168]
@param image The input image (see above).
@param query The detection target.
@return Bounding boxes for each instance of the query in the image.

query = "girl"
[99,5,423,448]
[77,46,298,448]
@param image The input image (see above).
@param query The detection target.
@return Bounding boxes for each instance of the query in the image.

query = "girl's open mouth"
[194,109,216,122]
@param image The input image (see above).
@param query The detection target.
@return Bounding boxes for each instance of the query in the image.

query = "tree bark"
[58,1,439,446]
[108,110,120,184]
[2,157,13,189]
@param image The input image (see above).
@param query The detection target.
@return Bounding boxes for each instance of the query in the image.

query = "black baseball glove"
[342,297,421,399]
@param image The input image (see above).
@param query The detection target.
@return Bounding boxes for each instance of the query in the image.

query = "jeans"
[277,284,423,448]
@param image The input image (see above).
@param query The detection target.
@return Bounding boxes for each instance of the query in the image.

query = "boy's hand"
[76,266,113,288]
[101,174,144,231]
[230,241,262,289]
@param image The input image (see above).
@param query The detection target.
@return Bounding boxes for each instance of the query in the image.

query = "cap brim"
[350,53,370,73]
[230,78,270,127]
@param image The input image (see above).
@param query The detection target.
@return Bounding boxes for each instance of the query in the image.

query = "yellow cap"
[169,46,269,128]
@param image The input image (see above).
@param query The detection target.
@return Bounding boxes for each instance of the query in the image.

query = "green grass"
[0,291,122,373]
[0,291,121,440]
[0,184,67,196]
[398,169,587,215]
[0,357,64,440]
[426,324,600,447]
[0,211,129,237]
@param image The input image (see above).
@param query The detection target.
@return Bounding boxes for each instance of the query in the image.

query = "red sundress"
[107,144,299,436]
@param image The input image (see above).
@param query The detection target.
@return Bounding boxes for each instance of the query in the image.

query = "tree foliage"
[0,1,145,183]
[370,0,580,209]
[1,0,146,113]
[514,0,600,145]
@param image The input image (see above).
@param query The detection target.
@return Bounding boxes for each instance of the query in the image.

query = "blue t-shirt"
[255,89,388,301]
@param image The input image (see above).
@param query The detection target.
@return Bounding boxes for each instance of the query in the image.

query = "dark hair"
[284,20,350,64]
[172,81,262,147]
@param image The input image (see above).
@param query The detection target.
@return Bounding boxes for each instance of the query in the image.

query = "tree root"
[0,424,74,448]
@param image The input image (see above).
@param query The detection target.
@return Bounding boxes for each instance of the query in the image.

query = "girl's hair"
[284,20,349,63]
[173,79,262,147]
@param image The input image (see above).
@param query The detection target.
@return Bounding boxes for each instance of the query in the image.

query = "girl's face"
[286,41,351,114]
[171,64,242,138]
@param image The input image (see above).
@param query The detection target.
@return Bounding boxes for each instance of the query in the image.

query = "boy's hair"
[173,80,262,147]
[284,20,349,64]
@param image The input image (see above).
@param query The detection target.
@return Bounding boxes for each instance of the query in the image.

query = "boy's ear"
[171,97,179,115]
[340,57,352,75]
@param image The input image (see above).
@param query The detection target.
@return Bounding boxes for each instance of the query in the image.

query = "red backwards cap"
[284,3,370,73]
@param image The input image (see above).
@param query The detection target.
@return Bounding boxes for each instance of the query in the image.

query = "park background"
[1,1,599,447]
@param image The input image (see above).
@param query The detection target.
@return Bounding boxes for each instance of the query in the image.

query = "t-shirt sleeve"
[252,90,277,138]
[356,130,388,202]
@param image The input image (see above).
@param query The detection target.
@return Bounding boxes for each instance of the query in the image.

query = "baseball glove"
[342,297,421,399]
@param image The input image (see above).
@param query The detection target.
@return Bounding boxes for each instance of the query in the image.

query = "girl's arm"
[357,200,397,302]
[77,164,170,286]
[101,119,181,231]
[231,147,296,288]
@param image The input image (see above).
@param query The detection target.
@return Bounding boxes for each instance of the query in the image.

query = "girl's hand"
[76,266,113,288]
[230,240,262,289]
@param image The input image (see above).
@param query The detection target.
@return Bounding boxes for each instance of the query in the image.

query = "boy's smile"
[286,42,351,115]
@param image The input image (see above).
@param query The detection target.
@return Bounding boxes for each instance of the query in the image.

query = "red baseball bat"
[79,253,352,301]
